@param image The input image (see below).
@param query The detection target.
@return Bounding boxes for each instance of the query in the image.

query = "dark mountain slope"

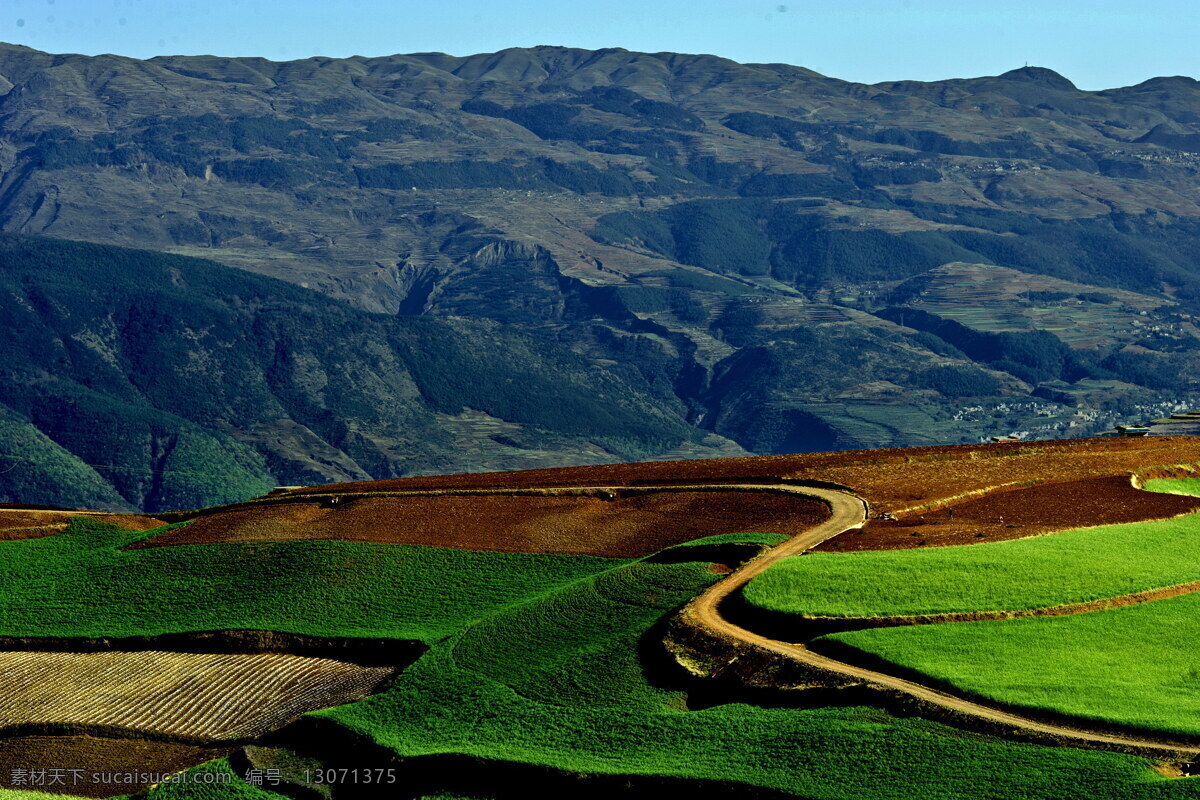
[0,234,726,510]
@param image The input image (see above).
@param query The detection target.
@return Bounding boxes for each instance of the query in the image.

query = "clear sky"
[0,0,1196,91]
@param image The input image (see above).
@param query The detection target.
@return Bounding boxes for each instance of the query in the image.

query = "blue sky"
[0,0,1196,90]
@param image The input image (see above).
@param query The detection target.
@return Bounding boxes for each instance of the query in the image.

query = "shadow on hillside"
[255,721,800,800]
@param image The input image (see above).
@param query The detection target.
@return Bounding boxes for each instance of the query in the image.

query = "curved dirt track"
[683,486,1200,758]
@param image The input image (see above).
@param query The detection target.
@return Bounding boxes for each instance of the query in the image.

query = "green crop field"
[0,519,618,642]
[1145,478,1200,497]
[743,513,1200,617]
[307,538,1200,800]
[137,759,288,800]
[822,591,1200,738]
[6,520,1200,799]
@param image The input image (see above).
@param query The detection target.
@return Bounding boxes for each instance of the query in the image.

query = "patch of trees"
[573,87,705,131]
[850,164,941,186]
[738,172,860,199]
[872,128,1050,159]
[767,214,976,284]
[587,286,709,323]
[913,365,1002,397]
[721,112,809,140]
[461,99,610,141]
[213,159,329,189]
[1098,351,1193,390]
[591,200,773,277]
[1021,290,1074,303]
[880,308,1089,384]
[586,128,684,159]
[591,200,978,283]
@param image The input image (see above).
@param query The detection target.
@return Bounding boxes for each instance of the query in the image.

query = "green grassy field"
[1145,478,1200,497]
[5,520,1200,799]
[743,513,1200,617]
[319,541,1200,800]
[136,759,288,800]
[822,591,1200,739]
[0,519,617,641]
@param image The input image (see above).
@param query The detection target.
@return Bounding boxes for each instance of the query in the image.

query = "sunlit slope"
[745,513,1200,618]
[316,538,1200,800]
[823,592,1200,738]
[0,518,617,641]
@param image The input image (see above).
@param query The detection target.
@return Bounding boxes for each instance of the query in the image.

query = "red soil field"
[0,737,227,798]
[813,474,1200,552]
[138,490,828,557]
[289,437,1200,515]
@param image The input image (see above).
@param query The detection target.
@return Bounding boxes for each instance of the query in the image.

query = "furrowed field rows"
[0,651,393,741]
[136,488,827,557]
[814,473,1200,552]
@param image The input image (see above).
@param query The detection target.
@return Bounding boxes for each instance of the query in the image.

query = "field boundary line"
[779,578,1200,631]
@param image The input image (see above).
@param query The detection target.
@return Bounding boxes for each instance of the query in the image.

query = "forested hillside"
[0,235,721,510]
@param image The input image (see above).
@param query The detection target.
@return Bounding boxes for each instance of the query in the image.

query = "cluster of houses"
[1105,410,1200,437]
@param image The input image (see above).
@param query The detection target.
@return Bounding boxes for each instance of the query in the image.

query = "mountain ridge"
[4,44,1200,508]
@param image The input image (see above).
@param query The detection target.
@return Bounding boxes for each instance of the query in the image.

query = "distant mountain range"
[3,43,1200,509]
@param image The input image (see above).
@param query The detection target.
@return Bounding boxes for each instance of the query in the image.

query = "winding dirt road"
[682,486,1200,758]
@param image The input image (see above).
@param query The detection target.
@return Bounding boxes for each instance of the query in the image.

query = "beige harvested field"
[138,490,828,557]
[0,651,393,742]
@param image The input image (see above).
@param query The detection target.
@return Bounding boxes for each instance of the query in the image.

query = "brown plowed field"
[813,474,1200,552]
[0,509,163,541]
[136,490,828,557]
[287,436,1200,512]
[0,736,228,797]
